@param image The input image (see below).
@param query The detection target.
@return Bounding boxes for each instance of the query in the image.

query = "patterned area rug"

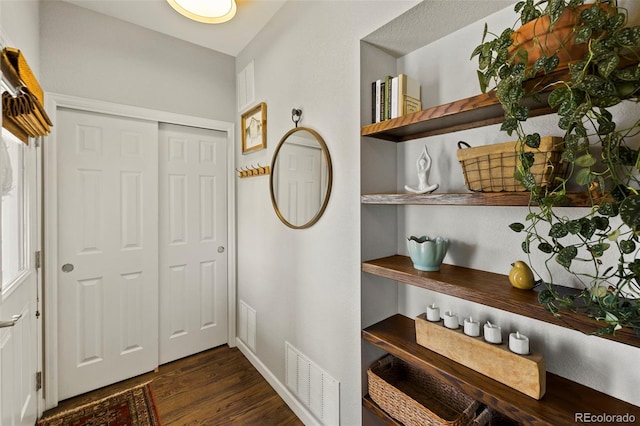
[37,382,161,426]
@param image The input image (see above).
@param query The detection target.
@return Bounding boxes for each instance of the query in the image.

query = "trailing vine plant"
[471,0,640,335]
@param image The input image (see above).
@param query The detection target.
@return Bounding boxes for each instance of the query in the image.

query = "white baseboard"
[235,338,322,426]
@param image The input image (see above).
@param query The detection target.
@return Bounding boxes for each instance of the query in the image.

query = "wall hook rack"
[236,163,270,178]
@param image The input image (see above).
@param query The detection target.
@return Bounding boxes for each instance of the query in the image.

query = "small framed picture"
[241,102,267,154]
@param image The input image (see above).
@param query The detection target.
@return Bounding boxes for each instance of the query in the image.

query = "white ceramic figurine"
[405,145,439,193]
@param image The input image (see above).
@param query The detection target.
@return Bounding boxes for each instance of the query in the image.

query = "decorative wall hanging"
[2,89,52,143]
[1,47,52,144]
[241,102,266,154]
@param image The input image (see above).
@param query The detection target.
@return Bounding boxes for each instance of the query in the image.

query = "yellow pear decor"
[509,261,535,290]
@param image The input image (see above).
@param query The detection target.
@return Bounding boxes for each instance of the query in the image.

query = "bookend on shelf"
[415,313,546,400]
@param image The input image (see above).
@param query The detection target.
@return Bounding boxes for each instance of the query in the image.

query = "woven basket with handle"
[457,137,567,192]
[367,355,479,426]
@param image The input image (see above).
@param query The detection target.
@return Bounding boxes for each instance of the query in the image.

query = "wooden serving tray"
[415,313,546,400]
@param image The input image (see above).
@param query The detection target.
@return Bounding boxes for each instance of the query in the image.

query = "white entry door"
[0,129,40,425]
[56,108,159,400]
[158,123,228,364]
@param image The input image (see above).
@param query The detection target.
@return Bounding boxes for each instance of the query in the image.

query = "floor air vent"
[285,341,339,425]
[238,300,256,352]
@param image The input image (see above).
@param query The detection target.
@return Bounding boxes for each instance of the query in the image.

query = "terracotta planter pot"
[508,4,612,72]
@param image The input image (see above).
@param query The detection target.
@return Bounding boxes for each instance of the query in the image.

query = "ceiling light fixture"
[167,0,237,24]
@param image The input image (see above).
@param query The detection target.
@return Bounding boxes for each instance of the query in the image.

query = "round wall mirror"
[270,127,333,229]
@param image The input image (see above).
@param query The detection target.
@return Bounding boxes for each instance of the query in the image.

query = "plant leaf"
[538,288,556,305]
[628,259,640,278]
[598,201,619,217]
[620,195,640,232]
[567,219,582,234]
[549,222,569,239]
[519,152,535,169]
[589,243,610,257]
[538,242,554,253]
[580,218,596,239]
[557,98,577,116]
[477,70,488,93]
[547,0,564,25]
[606,13,626,32]
[575,154,596,167]
[524,133,541,148]
[574,167,592,186]
[581,75,616,98]
[500,117,518,134]
[544,55,560,72]
[598,54,619,79]
[556,246,577,267]
[592,216,609,231]
[548,86,570,108]
[519,171,537,190]
[575,26,592,44]
[615,27,640,48]
[510,223,525,232]
[514,105,530,121]
[620,239,636,254]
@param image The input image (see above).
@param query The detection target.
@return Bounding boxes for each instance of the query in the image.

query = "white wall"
[234,2,417,425]
[1,0,40,74]
[39,1,236,122]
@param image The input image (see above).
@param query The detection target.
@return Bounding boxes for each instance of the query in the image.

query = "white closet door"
[56,108,159,400]
[158,123,228,364]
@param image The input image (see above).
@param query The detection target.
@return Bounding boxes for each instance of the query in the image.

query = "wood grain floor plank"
[42,345,303,426]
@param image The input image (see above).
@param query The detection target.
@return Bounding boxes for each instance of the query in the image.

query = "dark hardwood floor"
[41,345,304,425]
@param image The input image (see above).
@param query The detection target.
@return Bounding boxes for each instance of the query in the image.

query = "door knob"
[62,263,74,273]
[0,314,22,328]
[217,246,225,253]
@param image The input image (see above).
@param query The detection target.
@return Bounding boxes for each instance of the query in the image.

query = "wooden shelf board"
[361,191,594,206]
[361,69,576,142]
[362,395,402,426]
[361,91,553,142]
[362,255,640,348]
[363,314,640,425]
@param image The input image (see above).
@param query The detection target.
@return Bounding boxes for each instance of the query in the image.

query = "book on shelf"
[372,80,381,124]
[404,95,421,115]
[371,73,421,123]
[385,75,393,121]
[397,73,421,117]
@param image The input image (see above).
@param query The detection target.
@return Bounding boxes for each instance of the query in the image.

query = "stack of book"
[371,73,422,123]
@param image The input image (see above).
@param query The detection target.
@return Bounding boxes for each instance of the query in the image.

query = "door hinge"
[36,371,42,391]
[35,138,41,148]
[35,251,41,269]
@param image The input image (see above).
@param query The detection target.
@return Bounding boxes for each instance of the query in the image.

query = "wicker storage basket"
[457,137,566,192]
[367,355,479,426]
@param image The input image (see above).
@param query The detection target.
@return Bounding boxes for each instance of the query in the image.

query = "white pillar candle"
[443,311,459,329]
[509,331,530,355]
[483,321,502,344]
[426,304,440,322]
[463,316,480,337]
